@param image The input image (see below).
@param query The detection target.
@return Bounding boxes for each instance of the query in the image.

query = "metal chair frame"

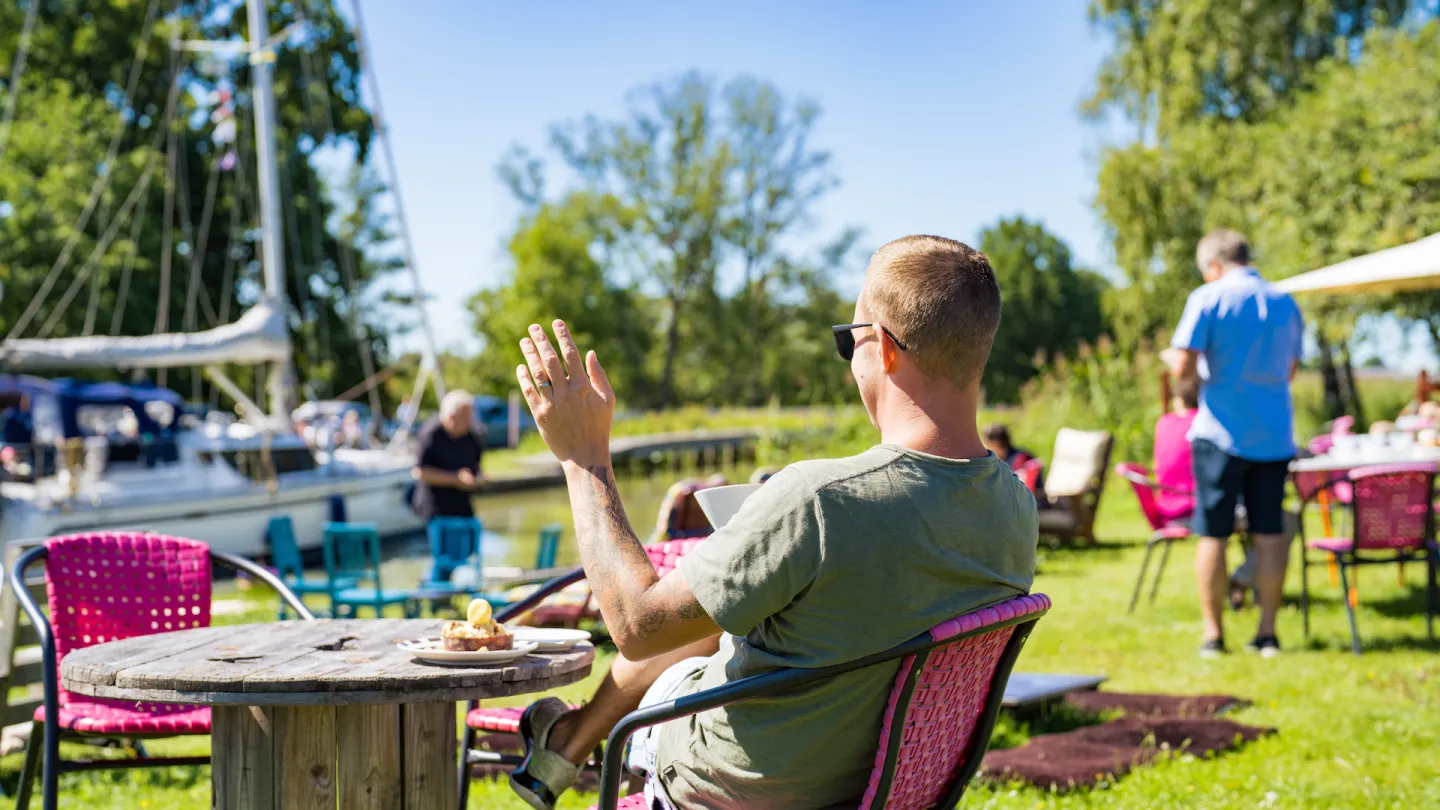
[591,599,1049,810]
[1296,465,1439,654]
[1116,463,1194,613]
[9,540,314,810]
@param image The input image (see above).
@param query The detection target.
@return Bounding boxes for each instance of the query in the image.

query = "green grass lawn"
[4,480,1438,808]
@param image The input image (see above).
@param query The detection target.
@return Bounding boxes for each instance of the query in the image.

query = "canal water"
[378,466,744,586]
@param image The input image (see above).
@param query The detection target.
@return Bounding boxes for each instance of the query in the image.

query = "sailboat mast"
[246,0,292,420]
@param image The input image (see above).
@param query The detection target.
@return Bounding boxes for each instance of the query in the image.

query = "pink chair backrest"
[1116,463,1165,531]
[1348,463,1436,551]
[858,593,1051,810]
[1016,459,1043,494]
[644,538,706,577]
[44,532,211,703]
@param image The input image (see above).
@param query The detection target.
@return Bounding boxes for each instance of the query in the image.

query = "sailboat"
[0,0,431,555]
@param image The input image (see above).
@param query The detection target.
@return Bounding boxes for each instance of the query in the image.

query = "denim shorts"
[1191,439,1291,537]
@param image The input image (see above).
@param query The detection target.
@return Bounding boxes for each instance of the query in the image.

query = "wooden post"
[336,704,402,810]
[213,705,276,810]
[401,701,457,810]
[272,706,337,810]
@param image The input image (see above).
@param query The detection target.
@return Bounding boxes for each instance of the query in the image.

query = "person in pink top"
[1152,376,1199,523]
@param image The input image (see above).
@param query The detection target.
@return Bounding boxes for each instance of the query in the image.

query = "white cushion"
[1045,428,1113,497]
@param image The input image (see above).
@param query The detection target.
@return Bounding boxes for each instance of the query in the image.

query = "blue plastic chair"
[422,517,484,589]
[323,522,418,618]
[268,516,357,619]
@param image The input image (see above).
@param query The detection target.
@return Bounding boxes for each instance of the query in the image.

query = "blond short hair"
[862,234,1002,387]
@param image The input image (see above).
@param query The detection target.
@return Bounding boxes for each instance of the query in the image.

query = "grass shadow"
[1363,583,1438,620]
[987,700,1111,751]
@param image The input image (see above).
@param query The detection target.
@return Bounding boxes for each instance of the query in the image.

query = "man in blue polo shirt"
[1167,230,1303,659]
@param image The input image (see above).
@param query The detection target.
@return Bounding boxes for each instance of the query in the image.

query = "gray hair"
[1196,229,1251,268]
[439,390,473,419]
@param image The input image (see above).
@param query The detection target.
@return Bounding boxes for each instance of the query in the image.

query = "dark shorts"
[1191,439,1291,537]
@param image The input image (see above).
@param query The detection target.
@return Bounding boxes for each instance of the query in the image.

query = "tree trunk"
[1338,343,1365,428]
[658,293,683,409]
[1315,334,1345,420]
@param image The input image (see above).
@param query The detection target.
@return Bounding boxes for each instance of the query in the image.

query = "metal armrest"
[493,565,587,624]
[1118,467,1192,498]
[11,545,60,809]
[594,609,1045,809]
[210,551,316,621]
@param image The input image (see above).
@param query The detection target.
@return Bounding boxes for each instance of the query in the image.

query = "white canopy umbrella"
[1274,232,1440,296]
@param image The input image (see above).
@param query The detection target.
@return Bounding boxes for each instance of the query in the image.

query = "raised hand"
[516,320,616,468]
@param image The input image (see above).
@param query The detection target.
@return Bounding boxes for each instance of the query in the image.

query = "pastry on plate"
[441,598,514,651]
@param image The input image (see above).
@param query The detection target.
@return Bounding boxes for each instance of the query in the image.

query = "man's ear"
[880,330,900,373]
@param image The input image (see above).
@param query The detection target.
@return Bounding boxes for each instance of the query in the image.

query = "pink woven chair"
[1297,462,1440,654]
[525,481,717,628]
[9,532,312,810]
[1116,463,1194,613]
[585,593,1050,810]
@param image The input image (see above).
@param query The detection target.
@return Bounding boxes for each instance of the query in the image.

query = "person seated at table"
[982,423,1032,469]
[1152,376,1199,523]
[1158,378,1256,607]
[505,235,1038,810]
[984,423,1046,495]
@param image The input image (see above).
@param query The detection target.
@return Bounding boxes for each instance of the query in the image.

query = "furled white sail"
[1,299,290,370]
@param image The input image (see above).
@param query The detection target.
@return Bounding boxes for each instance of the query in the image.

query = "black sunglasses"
[832,323,909,361]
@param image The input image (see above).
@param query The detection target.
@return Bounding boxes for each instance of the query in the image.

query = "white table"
[1290,448,1440,473]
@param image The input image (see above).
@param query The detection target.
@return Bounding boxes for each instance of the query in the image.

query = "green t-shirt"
[658,445,1038,810]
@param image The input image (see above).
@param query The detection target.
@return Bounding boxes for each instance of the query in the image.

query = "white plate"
[510,627,592,652]
[396,638,538,666]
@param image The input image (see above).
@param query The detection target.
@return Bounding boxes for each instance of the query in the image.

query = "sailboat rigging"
[0,0,442,554]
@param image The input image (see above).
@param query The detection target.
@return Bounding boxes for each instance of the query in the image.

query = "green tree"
[1086,0,1416,134]
[1087,0,1433,350]
[978,217,1107,403]
[465,192,654,405]
[498,72,859,409]
[0,0,399,407]
[1087,0,1440,421]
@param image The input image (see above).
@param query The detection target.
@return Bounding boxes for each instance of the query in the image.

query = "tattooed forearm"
[565,462,668,641]
[563,460,719,656]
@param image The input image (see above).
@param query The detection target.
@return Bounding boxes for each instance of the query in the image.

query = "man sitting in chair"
[509,235,1039,810]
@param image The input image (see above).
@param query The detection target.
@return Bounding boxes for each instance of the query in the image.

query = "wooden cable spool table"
[59,618,594,810]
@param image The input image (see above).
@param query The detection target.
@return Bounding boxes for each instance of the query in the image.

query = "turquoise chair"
[323,522,418,618]
[267,516,357,618]
[421,517,484,590]
[535,523,562,569]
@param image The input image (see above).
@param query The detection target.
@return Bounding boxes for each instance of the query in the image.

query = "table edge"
[62,660,594,706]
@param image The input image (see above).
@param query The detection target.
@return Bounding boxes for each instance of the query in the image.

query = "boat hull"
[1,467,422,556]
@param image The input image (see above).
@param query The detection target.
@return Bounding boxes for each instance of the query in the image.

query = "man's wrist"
[562,456,614,477]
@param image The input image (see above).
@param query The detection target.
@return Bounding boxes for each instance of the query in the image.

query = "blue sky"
[353,0,1122,354]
